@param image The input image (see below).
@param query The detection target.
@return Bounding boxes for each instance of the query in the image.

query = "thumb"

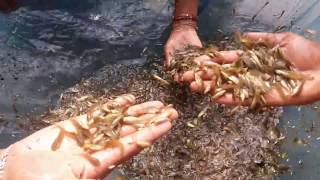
[242,32,289,47]
[164,45,174,68]
[88,121,173,178]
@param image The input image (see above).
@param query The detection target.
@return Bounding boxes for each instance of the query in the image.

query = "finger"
[176,55,214,82]
[89,121,174,178]
[125,101,164,116]
[242,32,288,47]
[180,69,214,82]
[103,94,135,110]
[160,106,179,120]
[119,125,137,137]
[262,75,320,106]
[180,52,242,82]
[213,50,243,64]
[214,93,251,106]
[190,80,214,93]
[215,71,320,107]
[192,55,212,65]
[120,105,178,133]
[165,45,174,68]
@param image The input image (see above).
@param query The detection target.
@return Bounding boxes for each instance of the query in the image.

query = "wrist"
[172,18,198,31]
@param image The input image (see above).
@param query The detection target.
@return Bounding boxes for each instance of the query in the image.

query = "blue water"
[1,0,320,179]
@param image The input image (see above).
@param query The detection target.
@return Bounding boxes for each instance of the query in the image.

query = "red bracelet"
[172,20,198,30]
[173,14,198,22]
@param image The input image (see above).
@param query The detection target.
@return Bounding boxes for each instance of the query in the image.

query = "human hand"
[3,94,178,180]
[187,32,320,106]
[165,21,202,68]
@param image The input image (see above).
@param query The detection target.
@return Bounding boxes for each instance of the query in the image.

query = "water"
[1,0,320,179]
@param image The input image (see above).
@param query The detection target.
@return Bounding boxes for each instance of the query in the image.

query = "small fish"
[142,47,148,54]
[144,107,160,114]
[288,79,296,88]
[220,70,230,79]
[104,113,123,123]
[100,103,112,113]
[198,105,210,118]
[212,89,226,100]
[240,90,246,102]
[293,137,306,145]
[274,83,287,98]
[267,127,281,140]
[260,95,267,104]
[64,131,82,146]
[203,61,221,67]
[51,126,65,151]
[77,95,91,102]
[123,116,144,124]
[275,70,313,80]
[152,74,170,86]
[151,115,170,125]
[137,114,157,123]
[87,104,101,122]
[273,25,287,33]
[249,51,263,68]
[136,141,151,148]
[84,144,105,152]
[291,81,304,96]
[204,84,211,94]
[304,29,319,35]
[250,90,260,109]
[92,133,105,144]
[194,72,203,88]
[228,76,240,84]
[235,31,254,49]
[186,122,196,128]
[81,153,101,166]
[221,84,238,90]
[230,106,240,115]
[111,114,124,128]
[280,80,291,96]
[116,176,127,180]
[105,140,124,156]
[277,10,285,19]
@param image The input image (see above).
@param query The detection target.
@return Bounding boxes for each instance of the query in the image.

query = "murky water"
[1,0,320,179]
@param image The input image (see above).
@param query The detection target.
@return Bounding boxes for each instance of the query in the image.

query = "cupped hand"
[165,23,202,68]
[189,32,320,106]
[3,94,178,180]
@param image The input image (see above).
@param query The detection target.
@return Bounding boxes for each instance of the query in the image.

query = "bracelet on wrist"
[173,13,198,22]
[172,14,198,31]
[172,20,198,31]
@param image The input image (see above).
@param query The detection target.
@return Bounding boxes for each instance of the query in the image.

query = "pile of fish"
[170,35,313,108]
[34,33,295,178]
[51,94,172,154]
[34,62,286,179]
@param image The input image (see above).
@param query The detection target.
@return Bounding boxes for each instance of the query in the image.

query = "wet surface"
[278,104,320,180]
[1,0,320,179]
[0,0,173,146]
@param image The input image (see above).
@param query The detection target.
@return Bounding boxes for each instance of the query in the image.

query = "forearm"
[174,0,199,17]
[173,0,199,30]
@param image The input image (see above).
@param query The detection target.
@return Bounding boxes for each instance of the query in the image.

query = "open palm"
[3,94,178,179]
[182,32,320,106]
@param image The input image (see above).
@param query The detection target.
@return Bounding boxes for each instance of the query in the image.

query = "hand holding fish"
[186,32,320,106]
[1,94,178,180]
[165,22,202,68]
